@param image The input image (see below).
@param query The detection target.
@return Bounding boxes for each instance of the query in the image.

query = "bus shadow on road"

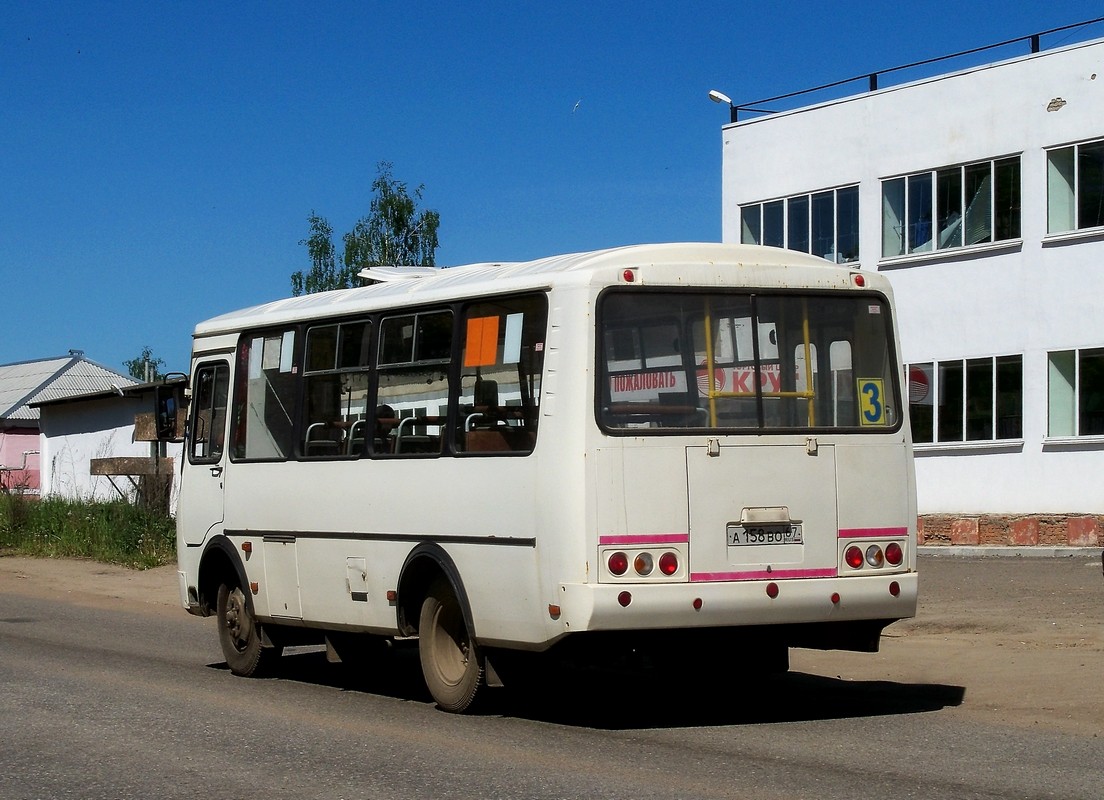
[501,671,966,729]
[211,647,965,730]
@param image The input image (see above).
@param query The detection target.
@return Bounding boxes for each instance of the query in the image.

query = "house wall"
[38,397,183,511]
[721,38,1104,518]
[0,427,40,493]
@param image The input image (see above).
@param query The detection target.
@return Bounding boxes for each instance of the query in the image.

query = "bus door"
[685,442,838,581]
[178,360,231,547]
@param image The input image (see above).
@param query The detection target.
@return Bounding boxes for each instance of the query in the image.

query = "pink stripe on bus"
[690,568,837,582]
[837,527,909,539]
[599,533,690,546]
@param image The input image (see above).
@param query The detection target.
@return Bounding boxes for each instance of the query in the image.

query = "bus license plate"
[727,524,803,546]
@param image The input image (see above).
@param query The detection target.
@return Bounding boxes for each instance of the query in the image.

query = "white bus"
[175,242,917,712]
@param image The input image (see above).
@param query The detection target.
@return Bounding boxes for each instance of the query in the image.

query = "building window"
[741,185,859,263]
[882,156,1020,258]
[908,355,1022,444]
[1048,348,1104,437]
[1047,139,1104,234]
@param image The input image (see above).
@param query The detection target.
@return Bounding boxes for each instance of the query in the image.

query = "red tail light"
[885,542,903,566]
[658,552,678,576]
[608,552,628,576]
[845,545,864,569]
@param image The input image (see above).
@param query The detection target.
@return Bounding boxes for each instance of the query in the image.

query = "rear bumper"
[558,571,917,634]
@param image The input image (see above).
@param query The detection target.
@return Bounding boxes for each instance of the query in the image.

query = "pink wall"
[0,428,40,492]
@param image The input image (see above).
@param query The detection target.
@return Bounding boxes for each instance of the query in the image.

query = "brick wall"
[918,515,1102,547]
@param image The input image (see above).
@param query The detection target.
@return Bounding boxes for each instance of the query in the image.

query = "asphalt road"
[1,554,1102,799]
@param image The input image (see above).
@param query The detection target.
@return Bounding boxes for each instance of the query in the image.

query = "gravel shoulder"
[3,552,1102,735]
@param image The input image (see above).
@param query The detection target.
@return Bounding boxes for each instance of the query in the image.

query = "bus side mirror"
[154,382,188,442]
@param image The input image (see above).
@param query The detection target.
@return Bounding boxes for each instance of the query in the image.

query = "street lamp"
[708,89,738,123]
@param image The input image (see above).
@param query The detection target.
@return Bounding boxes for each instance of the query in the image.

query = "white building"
[719,31,1104,546]
[33,380,185,513]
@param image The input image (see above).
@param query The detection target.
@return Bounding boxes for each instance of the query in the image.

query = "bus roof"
[193,242,868,338]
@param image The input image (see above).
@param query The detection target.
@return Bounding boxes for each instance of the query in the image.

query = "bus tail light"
[608,552,628,576]
[845,545,864,569]
[658,552,678,576]
[885,542,903,566]
[865,545,884,567]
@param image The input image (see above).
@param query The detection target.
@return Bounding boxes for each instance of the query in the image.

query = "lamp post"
[708,89,737,123]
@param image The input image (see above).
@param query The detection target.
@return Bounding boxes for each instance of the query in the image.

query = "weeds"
[0,494,175,569]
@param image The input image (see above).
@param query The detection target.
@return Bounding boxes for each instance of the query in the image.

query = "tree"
[343,162,440,272]
[124,346,165,382]
[290,213,350,296]
[290,162,441,296]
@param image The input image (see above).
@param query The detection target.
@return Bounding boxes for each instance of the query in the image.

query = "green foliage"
[291,162,440,296]
[0,495,176,569]
[291,212,356,296]
[124,346,165,382]
[343,161,441,272]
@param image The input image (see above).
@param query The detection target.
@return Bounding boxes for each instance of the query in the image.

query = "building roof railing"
[728,17,1104,123]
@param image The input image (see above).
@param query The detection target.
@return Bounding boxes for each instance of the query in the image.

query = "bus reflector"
[693,598,703,610]
[885,542,903,566]
[608,552,629,576]
[890,581,901,597]
[618,591,632,607]
[831,592,841,605]
[845,546,864,569]
[766,582,779,599]
[658,552,678,576]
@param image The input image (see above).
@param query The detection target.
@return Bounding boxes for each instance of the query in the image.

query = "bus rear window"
[598,291,901,433]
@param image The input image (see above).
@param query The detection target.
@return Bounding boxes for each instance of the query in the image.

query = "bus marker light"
[249,582,259,595]
[241,541,252,554]
[623,269,636,283]
[845,546,864,569]
[548,604,561,619]
[658,552,678,576]
[608,552,629,576]
[885,542,903,566]
[866,545,884,568]
[386,590,397,602]
[617,591,632,607]
[890,581,901,597]
[852,273,866,287]
[766,582,779,599]
[831,592,841,605]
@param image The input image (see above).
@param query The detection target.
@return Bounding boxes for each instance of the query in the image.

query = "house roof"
[0,354,137,425]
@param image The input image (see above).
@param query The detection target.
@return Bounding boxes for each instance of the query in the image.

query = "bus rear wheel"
[217,581,280,677]
[418,578,484,712]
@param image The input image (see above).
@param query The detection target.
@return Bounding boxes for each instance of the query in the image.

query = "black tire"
[216,582,280,677]
[418,578,484,712]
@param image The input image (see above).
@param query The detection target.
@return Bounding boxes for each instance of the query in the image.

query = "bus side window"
[301,320,372,459]
[374,311,452,457]
[455,295,546,455]
[190,363,229,463]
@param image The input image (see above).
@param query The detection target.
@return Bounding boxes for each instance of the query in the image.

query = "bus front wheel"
[418,578,484,712]
[216,582,280,677]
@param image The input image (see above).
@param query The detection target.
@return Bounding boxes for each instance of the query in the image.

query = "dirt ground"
[2,552,1102,735]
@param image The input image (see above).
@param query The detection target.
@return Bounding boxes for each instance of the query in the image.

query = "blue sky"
[3,2,1102,375]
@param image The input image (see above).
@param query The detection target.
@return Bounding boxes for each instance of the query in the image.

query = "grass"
[0,494,176,569]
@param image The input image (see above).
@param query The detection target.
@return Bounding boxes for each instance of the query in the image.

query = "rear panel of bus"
[576,277,917,647]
